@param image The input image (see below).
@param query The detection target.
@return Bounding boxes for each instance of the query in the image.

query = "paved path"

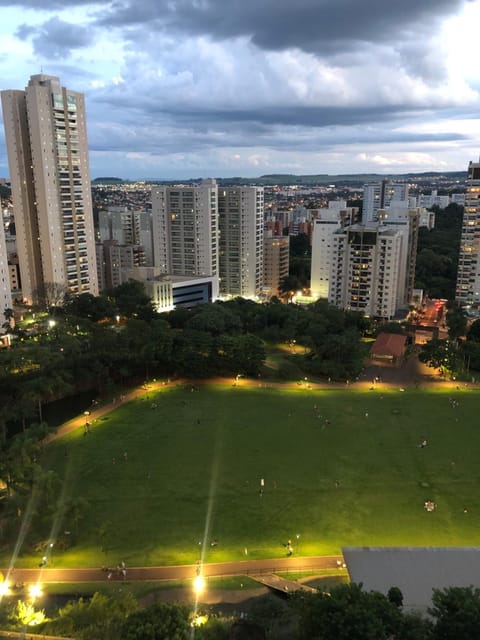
[44,362,476,446]
[1,555,343,585]
[249,572,317,593]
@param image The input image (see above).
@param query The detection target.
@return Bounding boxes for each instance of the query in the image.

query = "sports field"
[20,383,480,567]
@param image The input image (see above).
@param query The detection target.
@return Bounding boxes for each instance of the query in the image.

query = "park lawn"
[8,383,480,568]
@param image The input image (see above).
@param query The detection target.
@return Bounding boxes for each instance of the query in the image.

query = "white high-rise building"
[151,181,218,277]
[310,202,356,299]
[363,180,410,223]
[329,225,406,319]
[218,186,264,298]
[456,160,480,304]
[1,75,98,305]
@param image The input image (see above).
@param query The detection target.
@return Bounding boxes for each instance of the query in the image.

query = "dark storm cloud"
[86,93,467,156]
[96,0,469,56]
[16,17,94,58]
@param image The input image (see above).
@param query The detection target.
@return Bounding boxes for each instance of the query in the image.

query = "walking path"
[1,555,343,585]
[44,360,475,446]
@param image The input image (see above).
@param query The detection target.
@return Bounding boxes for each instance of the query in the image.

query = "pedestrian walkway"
[1,555,343,585]
[249,572,317,594]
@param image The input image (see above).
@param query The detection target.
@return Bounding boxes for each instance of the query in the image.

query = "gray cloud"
[97,0,468,54]
[0,0,107,7]
[16,17,94,58]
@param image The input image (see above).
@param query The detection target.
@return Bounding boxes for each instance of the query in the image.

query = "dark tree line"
[1,582,479,639]
[415,203,463,299]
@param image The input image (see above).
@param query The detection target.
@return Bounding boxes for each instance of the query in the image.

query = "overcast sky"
[1,0,480,180]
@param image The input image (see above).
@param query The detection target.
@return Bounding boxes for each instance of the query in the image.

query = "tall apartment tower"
[151,181,218,277]
[456,160,480,304]
[310,202,356,299]
[218,186,264,298]
[1,74,98,305]
[329,225,408,319]
[263,232,289,298]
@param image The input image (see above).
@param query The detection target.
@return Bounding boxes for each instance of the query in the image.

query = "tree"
[430,586,480,640]
[108,280,155,319]
[419,339,460,373]
[32,282,69,309]
[120,602,191,640]
[445,305,467,341]
[64,293,116,322]
[279,275,302,302]
[293,583,401,640]
[467,319,480,343]
[45,591,137,640]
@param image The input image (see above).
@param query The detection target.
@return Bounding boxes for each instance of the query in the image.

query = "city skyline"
[0,0,480,180]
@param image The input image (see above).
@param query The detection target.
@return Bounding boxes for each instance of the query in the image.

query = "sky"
[0,0,480,180]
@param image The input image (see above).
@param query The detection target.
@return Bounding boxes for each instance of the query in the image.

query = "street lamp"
[28,584,43,600]
[193,575,205,595]
[83,411,90,433]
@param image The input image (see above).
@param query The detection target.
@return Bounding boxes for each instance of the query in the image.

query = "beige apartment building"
[263,233,289,298]
[1,74,98,305]
[218,186,264,298]
[456,160,480,304]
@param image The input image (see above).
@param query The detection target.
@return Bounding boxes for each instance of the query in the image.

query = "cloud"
[0,0,107,7]
[92,0,470,80]
[16,16,94,58]
[1,0,479,178]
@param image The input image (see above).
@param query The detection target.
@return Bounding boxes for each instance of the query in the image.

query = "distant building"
[328,224,412,319]
[121,266,218,312]
[98,207,153,265]
[263,233,289,298]
[310,203,356,299]
[363,181,409,223]
[96,240,146,291]
[218,186,264,298]
[151,181,218,278]
[417,190,450,209]
[456,160,480,304]
[1,74,98,304]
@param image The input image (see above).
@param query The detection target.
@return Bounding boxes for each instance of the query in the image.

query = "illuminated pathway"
[2,555,343,584]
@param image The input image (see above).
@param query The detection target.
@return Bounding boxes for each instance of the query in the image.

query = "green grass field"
[12,383,480,568]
